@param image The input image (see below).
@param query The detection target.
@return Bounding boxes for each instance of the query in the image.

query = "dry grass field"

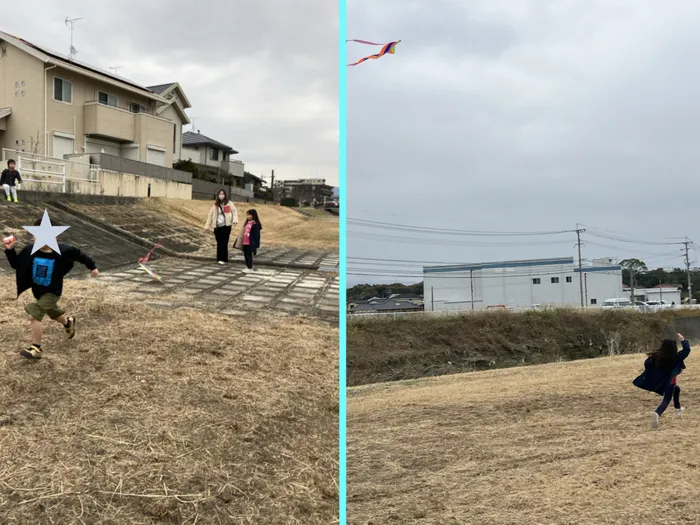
[348,351,700,525]
[150,199,338,252]
[0,276,338,524]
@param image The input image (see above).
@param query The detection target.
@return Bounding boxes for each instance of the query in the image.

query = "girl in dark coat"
[234,209,261,272]
[633,333,691,429]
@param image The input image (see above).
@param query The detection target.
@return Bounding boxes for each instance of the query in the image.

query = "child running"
[633,332,691,429]
[3,219,99,359]
[234,209,262,272]
[1,159,23,203]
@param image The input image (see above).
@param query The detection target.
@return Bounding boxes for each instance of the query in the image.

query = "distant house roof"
[182,131,238,154]
[0,30,168,104]
[148,82,191,125]
[146,82,192,109]
[147,83,173,95]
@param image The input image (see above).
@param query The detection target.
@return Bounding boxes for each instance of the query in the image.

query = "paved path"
[60,202,338,271]
[97,258,339,321]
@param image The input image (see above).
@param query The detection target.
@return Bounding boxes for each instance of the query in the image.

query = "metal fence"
[90,153,192,184]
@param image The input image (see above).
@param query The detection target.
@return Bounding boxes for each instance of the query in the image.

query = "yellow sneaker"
[20,345,42,359]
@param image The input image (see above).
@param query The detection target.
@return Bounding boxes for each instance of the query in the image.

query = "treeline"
[347,282,423,302]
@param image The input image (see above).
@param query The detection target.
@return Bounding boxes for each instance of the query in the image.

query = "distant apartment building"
[0,31,186,168]
[274,178,334,205]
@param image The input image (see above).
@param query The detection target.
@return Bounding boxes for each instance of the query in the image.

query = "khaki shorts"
[25,294,65,321]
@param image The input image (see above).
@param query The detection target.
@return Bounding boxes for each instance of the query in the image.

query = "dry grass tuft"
[348,352,700,524]
[150,199,338,252]
[348,309,700,386]
[0,276,338,524]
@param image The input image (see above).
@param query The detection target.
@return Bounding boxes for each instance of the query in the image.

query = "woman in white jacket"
[204,189,239,264]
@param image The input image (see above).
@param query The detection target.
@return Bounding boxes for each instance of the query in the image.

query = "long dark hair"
[215,189,229,205]
[246,209,262,230]
[649,339,678,369]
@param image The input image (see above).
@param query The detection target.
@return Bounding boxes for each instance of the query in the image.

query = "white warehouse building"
[423,257,623,311]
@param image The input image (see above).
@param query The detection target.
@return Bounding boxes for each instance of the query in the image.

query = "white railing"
[2,149,100,193]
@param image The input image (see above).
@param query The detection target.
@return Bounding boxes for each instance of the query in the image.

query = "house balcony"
[84,103,174,147]
[83,101,135,142]
[222,159,245,178]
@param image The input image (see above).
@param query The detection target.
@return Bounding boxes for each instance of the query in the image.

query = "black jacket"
[0,169,22,187]
[633,340,691,395]
[5,244,97,298]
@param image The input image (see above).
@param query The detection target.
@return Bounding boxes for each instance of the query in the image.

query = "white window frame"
[551,277,560,284]
[210,148,219,161]
[97,91,119,108]
[53,77,73,104]
[147,144,167,152]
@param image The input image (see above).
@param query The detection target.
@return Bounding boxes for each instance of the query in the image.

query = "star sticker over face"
[23,209,70,255]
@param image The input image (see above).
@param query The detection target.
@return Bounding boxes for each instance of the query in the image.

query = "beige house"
[181,130,245,179]
[0,30,178,167]
[147,82,191,162]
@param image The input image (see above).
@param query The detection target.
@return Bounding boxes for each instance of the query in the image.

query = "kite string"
[346,39,386,45]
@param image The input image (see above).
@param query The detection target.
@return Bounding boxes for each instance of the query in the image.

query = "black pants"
[243,245,254,269]
[655,384,681,415]
[214,226,232,262]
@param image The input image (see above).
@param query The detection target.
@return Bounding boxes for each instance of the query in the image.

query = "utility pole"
[270,169,275,202]
[630,267,635,304]
[470,269,475,311]
[684,239,692,304]
[576,225,586,308]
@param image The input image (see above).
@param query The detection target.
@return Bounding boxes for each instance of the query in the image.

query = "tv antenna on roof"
[65,16,83,59]
[109,66,124,75]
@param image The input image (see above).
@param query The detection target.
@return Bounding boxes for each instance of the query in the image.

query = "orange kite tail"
[347,40,400,67]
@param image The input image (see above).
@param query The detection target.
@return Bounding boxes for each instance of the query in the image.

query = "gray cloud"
[347,0,700,286]
[4,0,338,183]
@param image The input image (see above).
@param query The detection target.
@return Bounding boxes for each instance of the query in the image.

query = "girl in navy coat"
[234,209,261,272]
[633,333,691,429]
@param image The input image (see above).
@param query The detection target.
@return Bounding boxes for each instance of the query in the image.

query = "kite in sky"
[347,39,401,67]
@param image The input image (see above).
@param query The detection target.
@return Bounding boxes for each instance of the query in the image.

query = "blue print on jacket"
[32,257,55,287]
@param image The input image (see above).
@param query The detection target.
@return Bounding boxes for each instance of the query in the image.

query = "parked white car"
[601,298,635,309]
[646,300,674,311]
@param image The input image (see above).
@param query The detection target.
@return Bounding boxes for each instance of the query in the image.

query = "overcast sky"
[3,0,338,185]
[347,0,700,287]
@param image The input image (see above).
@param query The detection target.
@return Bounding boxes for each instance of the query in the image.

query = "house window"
[551,277,560,284]
[53,77,72,103]
[129,102,146,113]
[566,276,572,283]
[210,148,219,161]
[173,126,177,153]
[532,278,541,285]
[591,299,597,305]
[98,91,118,107]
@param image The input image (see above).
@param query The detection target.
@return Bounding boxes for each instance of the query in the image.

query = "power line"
[349,232,574,247]
[348,218,576,236]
